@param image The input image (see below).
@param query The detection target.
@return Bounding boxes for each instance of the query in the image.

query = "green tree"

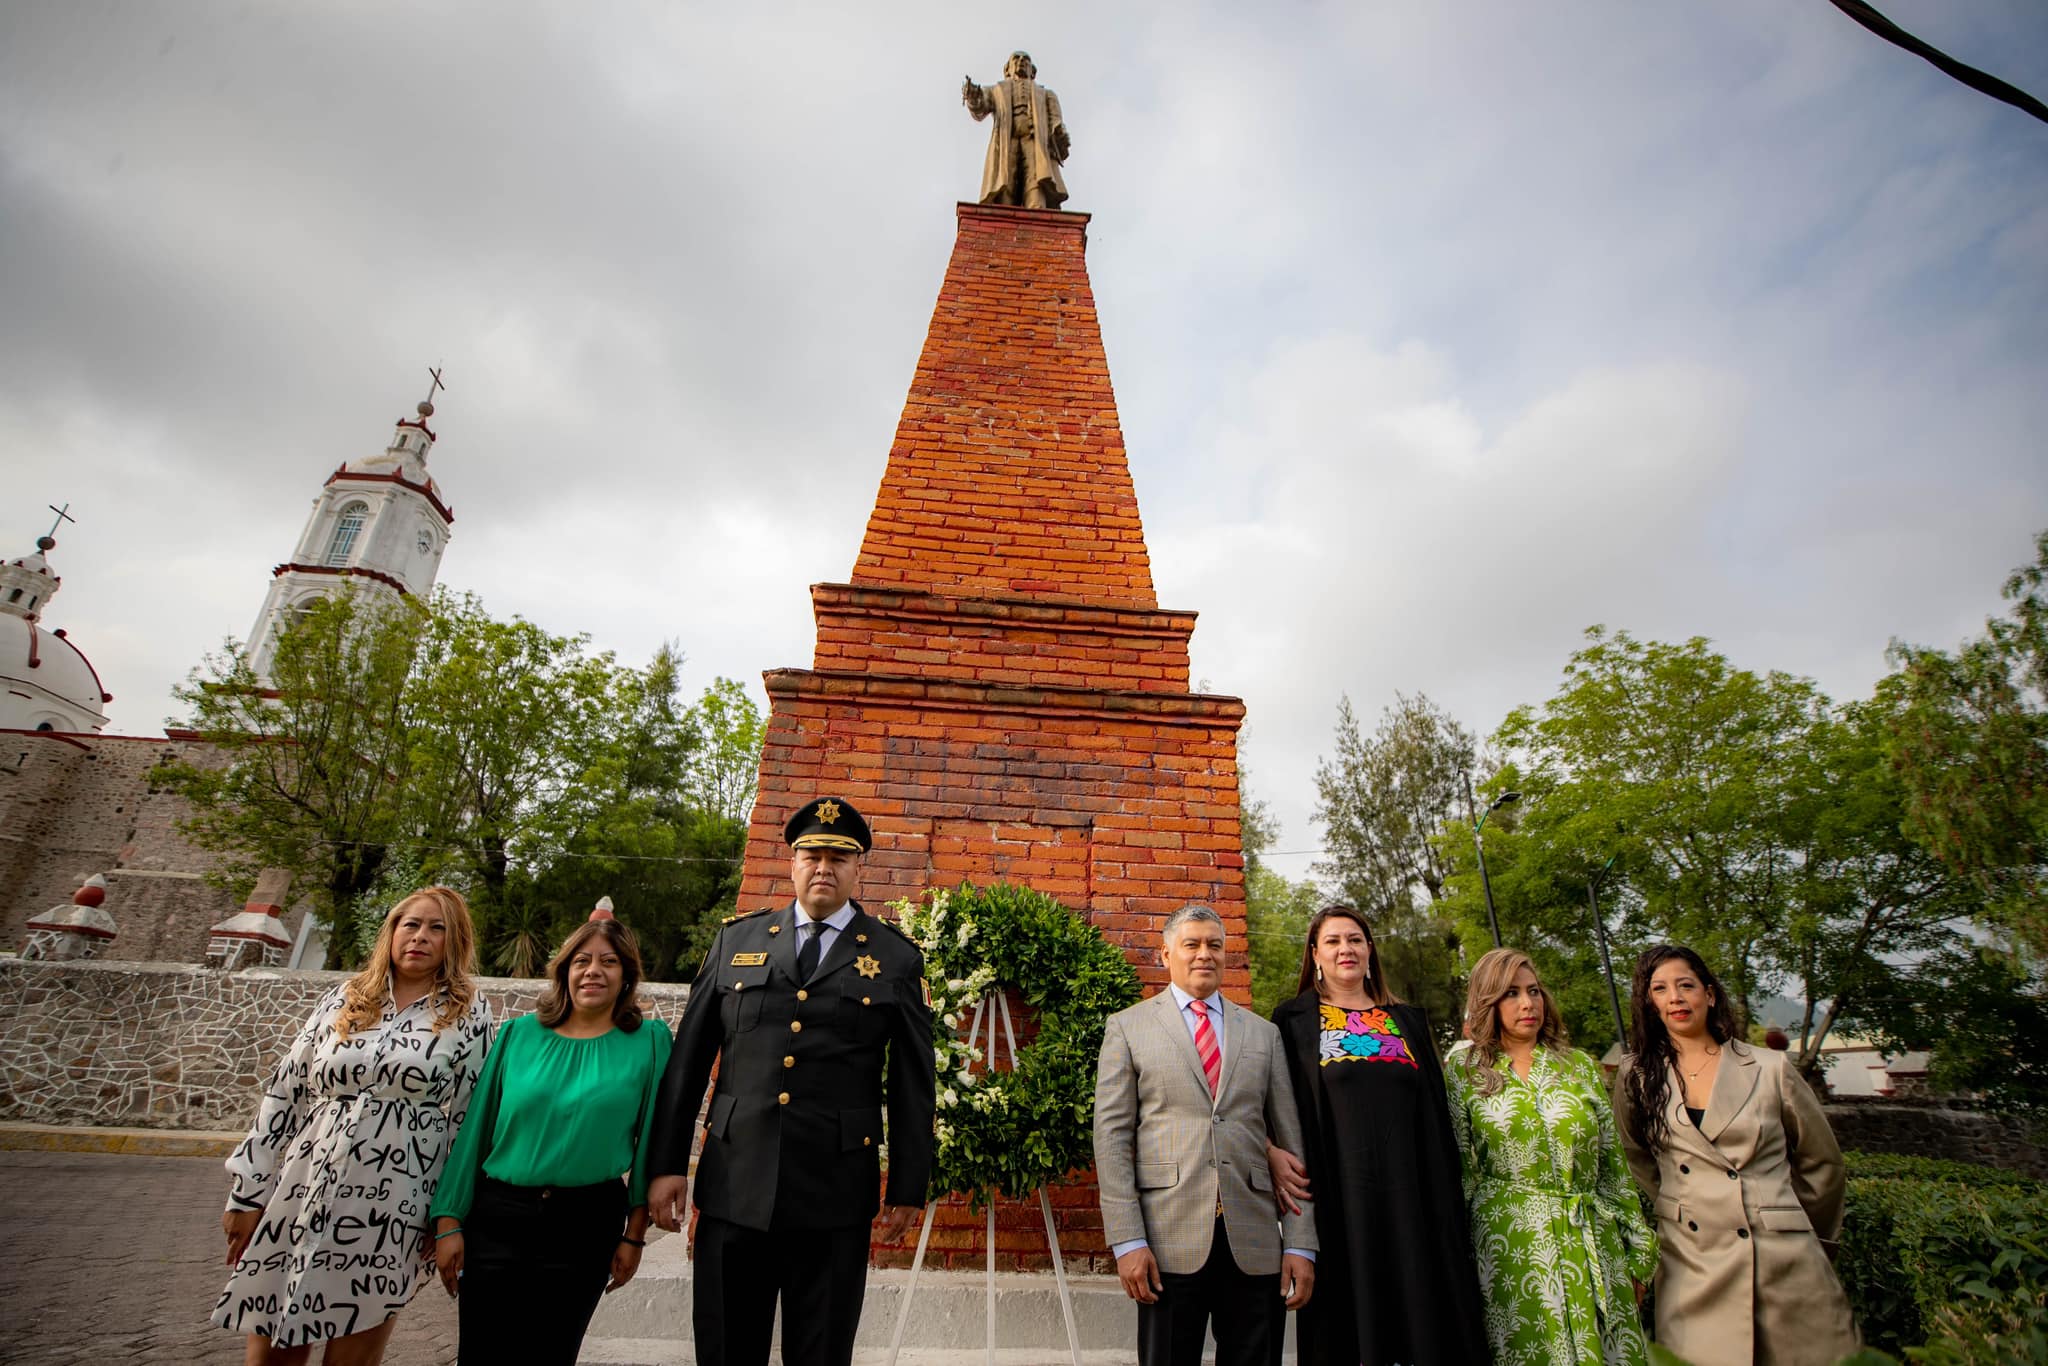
[1240,783,1325,1017]
[1455,628,1974,1067]
[521,657,761,980]
[159,588,428,955]
[1886,530,2048,959]
[1312,692,1477,1026]
[1775,694,1972,1074]
[1485,628,1828,1023]
[406,588,623,917]
[688,675,766,826]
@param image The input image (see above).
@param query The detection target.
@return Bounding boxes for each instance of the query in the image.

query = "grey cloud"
[4,0,2044,861]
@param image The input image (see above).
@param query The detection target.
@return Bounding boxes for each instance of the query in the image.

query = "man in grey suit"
[1093,904,1316,1366]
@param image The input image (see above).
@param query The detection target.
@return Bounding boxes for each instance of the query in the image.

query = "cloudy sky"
[5,1,2045,870]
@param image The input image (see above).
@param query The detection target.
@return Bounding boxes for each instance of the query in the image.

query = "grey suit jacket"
[1092,989,1316,1276]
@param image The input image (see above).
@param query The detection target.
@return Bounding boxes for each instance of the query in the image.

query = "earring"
[1315,964,1324,984]
[1361,954,1372,982]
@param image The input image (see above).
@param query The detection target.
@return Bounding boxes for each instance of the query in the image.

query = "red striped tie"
[1190,998,1221,1095]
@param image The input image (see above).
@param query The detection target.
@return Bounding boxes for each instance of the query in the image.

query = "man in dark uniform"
[646,796,935,1366]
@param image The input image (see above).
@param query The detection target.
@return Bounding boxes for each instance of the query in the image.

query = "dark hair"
[536,918,647,1032]
[1293,904,1400,1006]
[1623,943,1739,1154]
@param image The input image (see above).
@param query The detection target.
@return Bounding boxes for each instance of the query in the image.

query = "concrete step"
[585,1235,1134,1349]
[579,1235,1282,1365]
[578,1344,1138,1366]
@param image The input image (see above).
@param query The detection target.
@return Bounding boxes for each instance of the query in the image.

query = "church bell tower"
[247,372,456,678]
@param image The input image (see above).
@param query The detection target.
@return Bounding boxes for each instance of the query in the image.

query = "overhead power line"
[1826,0,2048,126]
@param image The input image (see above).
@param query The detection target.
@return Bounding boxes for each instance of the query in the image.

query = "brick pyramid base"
[738,204,1249,1272]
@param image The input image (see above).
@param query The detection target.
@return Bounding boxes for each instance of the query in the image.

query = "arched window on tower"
[324,503,369,566]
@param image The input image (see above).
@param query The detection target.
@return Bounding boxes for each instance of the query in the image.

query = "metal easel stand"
[885,987,1085,1366]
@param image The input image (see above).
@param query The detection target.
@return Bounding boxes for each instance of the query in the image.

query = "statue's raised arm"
[962,75,993,119]
[962,51,1069,211]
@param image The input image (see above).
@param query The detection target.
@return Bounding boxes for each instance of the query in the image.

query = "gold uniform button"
[790,1021,802,1033]
[862,996,871,1006]
[863,1137,872,1147]
[796,990,808,1001]
[734,981,744,991]
[783,1055,795,1068]
[778,1092,790,1105]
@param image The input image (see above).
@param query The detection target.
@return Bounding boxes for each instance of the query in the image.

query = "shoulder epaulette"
[722,906,773,925]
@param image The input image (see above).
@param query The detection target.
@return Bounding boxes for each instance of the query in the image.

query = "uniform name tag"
[730,952,768,966]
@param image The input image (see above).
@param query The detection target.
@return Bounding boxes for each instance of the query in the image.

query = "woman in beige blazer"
[1612,945,1857,1366]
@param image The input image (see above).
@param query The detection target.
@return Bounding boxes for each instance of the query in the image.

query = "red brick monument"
[738,202,1248,1270]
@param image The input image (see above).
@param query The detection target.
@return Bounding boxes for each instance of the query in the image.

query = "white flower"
[957,1069,975,1088]
[943,1012,959,1030]
[956,921,975,946]
[938,1087,959,1108]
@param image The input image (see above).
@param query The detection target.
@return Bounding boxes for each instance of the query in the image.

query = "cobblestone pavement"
[0,1150,459,1364]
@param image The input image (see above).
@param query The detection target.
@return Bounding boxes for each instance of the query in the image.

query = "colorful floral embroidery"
[1317,1002,1418,1068]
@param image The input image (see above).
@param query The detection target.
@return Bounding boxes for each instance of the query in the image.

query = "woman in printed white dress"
[213,887,496,1364]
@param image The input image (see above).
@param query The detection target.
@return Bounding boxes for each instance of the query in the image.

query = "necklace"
[1680,1044,1721,1081]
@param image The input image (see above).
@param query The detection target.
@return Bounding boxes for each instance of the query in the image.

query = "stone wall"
[1828,1096,2048,1179]
[0,728,232,963]
[0,957,690,1132]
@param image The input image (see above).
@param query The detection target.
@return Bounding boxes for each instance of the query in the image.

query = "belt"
[480,1174,622,1203]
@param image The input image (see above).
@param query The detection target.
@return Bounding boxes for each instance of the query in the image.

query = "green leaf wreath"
[893,881,1142,1208]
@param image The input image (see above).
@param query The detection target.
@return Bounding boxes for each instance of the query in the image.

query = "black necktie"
[796,919,828,982]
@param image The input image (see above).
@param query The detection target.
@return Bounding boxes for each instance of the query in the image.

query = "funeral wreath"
[892,881,1142,1208]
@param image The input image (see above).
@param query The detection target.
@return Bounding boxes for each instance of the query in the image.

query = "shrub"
[1847,1151,2044,1191]
[1839,1153,2048,1354]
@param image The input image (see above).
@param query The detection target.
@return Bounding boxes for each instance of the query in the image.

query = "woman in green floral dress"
[1446,948,1657,1366]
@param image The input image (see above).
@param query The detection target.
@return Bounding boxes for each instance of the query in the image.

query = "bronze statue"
[962,52,1070,210]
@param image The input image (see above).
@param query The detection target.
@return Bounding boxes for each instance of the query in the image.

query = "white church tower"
[249,372,455,677]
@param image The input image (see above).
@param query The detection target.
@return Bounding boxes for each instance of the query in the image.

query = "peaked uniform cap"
[784,796,871,853]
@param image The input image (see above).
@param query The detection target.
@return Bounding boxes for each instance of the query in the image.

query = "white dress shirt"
[793,901,856,969]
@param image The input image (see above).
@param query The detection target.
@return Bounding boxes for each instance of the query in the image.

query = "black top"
[1686,1105,1707,1128]
[648,901,935,1231]
[1272,992,1494,1366]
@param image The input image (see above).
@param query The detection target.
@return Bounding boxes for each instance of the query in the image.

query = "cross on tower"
[421,364,446,409]
[44,503,76,539]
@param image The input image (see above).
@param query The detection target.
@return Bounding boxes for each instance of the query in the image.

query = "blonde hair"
[1461,946,1570,1095]
[335,886,479,1039]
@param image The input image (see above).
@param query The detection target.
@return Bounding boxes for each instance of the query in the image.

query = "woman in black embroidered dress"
[1267,904,1493,1366]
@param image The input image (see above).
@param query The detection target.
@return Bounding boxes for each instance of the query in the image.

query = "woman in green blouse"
[1445,948,1656,1366]
[431,911,673,1366]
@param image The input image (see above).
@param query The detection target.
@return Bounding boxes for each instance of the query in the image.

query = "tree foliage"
[1312,693,1477,1028]
[1434,629,1970,1066]
[162,589,762,974]
[160,588,426,951]
[1241,782,1325,1017]
[1886,530,2048,959]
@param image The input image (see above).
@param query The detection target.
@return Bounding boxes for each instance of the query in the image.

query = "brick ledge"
[763,668,1243,725]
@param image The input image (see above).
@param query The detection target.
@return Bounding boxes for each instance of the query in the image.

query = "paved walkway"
[0,1149,459,1364]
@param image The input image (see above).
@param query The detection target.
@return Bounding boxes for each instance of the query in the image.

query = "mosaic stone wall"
[0,958,691,1131]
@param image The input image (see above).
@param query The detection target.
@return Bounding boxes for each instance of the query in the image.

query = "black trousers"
[458,1175,628,1366]
[1137,1218,1283,1366]
[692,1214,870,1366]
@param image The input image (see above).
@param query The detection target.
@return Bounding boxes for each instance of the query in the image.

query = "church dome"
[0,531,111,734]
[2,619,112,733]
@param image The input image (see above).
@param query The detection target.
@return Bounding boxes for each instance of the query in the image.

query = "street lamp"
[1464,778,1522,948]
[1587,851,1627,1046]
